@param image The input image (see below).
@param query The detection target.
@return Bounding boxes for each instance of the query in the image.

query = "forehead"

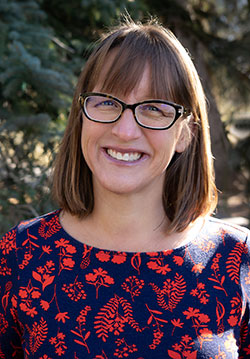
[90,49,150,97]
[93,56,153,101]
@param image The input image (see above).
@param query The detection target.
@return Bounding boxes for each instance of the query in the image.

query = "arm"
[0,227,24,358]
[239,229,250,358]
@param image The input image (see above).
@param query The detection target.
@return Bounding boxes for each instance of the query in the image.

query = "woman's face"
[81,65,189,199]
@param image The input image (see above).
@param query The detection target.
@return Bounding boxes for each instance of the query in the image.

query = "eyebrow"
[97,88,159,103]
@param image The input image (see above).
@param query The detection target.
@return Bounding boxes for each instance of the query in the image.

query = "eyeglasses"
[78,92,190,130]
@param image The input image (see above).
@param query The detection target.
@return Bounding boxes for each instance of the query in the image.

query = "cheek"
[81,123,94,163]
[80,120,105,164]
[149,129,180,155]
[81,119,96,148]
[149,130,182,173]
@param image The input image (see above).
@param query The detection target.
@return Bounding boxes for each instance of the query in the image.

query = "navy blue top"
[0,210,250,358]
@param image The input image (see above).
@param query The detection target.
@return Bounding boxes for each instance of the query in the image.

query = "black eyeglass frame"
[78,92,191,130]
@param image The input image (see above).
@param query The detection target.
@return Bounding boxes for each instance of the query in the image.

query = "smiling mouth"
[106,148,142,162]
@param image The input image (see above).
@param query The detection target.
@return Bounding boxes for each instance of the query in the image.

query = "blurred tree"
[0,0,74,233]
[41,0,144,47]
[141,0,250,193]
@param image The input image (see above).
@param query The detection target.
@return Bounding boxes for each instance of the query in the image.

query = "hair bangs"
[85,26,193,107]
[99,46,149,97]
[87,31,179,101]
[150,43,193,109]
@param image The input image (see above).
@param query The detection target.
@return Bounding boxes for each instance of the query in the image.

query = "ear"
[175,114,193,153]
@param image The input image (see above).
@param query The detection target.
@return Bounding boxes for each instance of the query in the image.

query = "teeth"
[107,149,142,161]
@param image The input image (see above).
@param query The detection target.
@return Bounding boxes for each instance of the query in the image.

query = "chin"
[106,185,139,195]
[96,179,143,196]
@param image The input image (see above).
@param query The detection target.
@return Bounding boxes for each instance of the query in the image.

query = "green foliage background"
[0,0,249,235]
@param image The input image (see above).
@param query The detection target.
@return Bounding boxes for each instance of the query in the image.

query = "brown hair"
[52,18,217,232]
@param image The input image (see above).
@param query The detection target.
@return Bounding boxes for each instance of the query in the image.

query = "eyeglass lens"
[84,95,177,128]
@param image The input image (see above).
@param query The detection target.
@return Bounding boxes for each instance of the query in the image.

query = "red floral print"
[0,257,12,276]
[96,251,127,265]
[38,216,61,240]
[121,276,144,301]
[80,244,93,269]
[227,292,242,327]
[190,281,210,304]
[114,338,138,358]
[0,229,16,255]
[173,255,184,266]
[145,304,168,349]
[226,242,247,284]
[0,313,8,334]
[168,334,197,359]
[0,210,249,358]
[94,350,108,359]
[55,238,76,274]
[85,268,114,299]
[171,318,184,335]
[215,298,225,336]
[94,295,144,342]
[26,317,48,354]
[19,229,39,269]
[62,275,86,301]
[208,253,228,296]
[96,251,111,262]
[183,308,212,349]
[32,260,55,291]
[147,253,172,274]
[131,253,141,274]
[71,306,91,353]
[19,279,41,317]
[49,330,67,356]
[150,273,186,312]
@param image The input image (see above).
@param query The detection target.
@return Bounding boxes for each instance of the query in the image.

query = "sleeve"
[0,227,24,358]
[239,228,250,358]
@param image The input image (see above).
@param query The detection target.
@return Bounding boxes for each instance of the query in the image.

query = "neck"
[105,190,164,225]
[60,184,203,252]
[83,183,168,251]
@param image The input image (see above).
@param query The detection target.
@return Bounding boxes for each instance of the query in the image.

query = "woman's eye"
[97,100,117,107]
[143,105,160,112]
[138,103,175,120]
[140,104,163,116]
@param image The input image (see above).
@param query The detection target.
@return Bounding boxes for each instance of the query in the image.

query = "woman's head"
[53,18,217,232]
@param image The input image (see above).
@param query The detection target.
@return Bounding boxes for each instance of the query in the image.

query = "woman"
[0,19,249,358]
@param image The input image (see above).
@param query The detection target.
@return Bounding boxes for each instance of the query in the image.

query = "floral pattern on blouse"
[0,210,250,358]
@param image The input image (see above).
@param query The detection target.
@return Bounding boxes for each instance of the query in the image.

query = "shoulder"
[205,216,249,242]
[202,217,250,257]
[0,210,62,275]
[1,210,61,249]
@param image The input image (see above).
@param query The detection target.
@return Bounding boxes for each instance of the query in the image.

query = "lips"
[106,148,143,162]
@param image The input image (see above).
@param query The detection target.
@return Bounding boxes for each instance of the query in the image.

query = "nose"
[111,108,142,141]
